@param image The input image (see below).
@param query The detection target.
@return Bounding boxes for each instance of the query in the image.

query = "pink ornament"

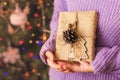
[9,3,30,30]
[34,13,39,18]
[19,40,24,45]
[2,46,21,64]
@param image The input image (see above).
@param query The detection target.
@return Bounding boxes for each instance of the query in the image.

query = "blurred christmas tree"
[0,0,53,80]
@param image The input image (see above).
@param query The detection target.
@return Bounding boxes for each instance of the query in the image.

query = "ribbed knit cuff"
[91,46,119,74]
[40,37,56,64]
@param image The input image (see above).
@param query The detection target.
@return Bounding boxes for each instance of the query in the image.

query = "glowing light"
[36,40,42,46]
[29,52,34,57]
[42,34,47,41]
[4,72,8,76]
[34,55,39,59]
[37,6,41,9]
[29,40,33,44]
[36,40,39,44]
[31,33,35,37]
[24,72,29,77]
[28,26,33,30]
[18,68,22,71]
[34,13,39,18]
[21,47,26,51]
[19,40,24,45]
[37,73,41,76]
[3,2,7,5]
[26,22,30,26]
[39,0,43,6]
[4,10,8,14]
[0,38,3,41]
[32,69,36,73]
[37,23,41,27]
[46,3,50,6]
[42,16,46,20]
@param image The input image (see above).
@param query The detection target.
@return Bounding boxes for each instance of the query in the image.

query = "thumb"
[45,51,55,61]
[80,61,89,65]
[79,61,89,66]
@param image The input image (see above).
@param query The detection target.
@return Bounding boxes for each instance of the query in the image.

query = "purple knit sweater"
[40,0,120,80]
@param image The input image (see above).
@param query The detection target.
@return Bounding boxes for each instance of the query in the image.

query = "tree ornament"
[19,40,24,45]
[9,3,30,31]
[32,69,36,73]
[0,38,3,42]
[39,0,43,6]
[42,33,47,42]
[28,26,33,30]
[24,72,29,77]
[4,72,8,77]
[29,52,34,57]
[34,13,39,18]
[2,46,21,64]
[37,23,41,27]
[63,24,78,44]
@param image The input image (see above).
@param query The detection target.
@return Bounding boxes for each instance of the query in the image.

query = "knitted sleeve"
[39,0,67,64]
[91,13,120,79]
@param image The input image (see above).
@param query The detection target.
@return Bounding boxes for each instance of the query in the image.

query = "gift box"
[55,11,98,62]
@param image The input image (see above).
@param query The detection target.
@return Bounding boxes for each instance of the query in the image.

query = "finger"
[63,69,73,73]
[79,61,89,64]
[66,63,81,72]
[79,61,89,68]
[46,51,55,61]
[57,61,68,70]
[47,58,62,70]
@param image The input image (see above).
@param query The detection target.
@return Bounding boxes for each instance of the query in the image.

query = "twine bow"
[63,22,89,61]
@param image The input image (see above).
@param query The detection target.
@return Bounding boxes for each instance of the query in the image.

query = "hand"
[57,61,94,73]
[45,51,70,72]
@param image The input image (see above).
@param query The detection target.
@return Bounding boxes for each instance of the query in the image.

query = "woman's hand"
[57,60,94,73]
[45,51,94,73]
[45,51,70,72]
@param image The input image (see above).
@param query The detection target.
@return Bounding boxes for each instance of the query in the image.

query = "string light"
[36,23,41,27]
[29,52,34,57]
[28,26,33,30]
[37,73,41,76]
[34,55,39,60]
[4,72,8,76]
[4,10,8,14]
[19,40,24,45]
[31,33,35,37]
[37,6,41,10]
[21,47,26,51]
[36,40,42,46]
[24,72,29,77]
[34,13,39,18]
[39,0,43,6]
[42,33,47,41]
[26,22,30,26]
[29,40,33,44]
[42,16,46,20]
[3,2,7,6]
[18,68,22,71]
[0,38,3,42]
[32,69,36,73]
[46,3,50,6]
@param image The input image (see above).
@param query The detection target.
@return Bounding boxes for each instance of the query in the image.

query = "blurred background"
[0,0,53,80]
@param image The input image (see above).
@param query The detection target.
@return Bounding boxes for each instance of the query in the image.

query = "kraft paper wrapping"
[55,11,98,62]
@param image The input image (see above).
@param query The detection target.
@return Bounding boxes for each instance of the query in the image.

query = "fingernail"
[63,65,67,69]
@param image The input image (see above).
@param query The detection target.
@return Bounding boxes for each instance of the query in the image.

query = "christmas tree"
[0,0,53,80]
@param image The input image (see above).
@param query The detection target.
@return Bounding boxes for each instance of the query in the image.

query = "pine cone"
[63,28,78,44]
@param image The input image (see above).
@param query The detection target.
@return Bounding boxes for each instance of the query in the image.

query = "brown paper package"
[55,11,98,62]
